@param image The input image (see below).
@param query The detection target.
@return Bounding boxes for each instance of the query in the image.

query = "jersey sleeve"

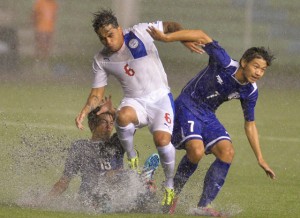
[92,54,108,88]
[203,40,231,68]
[63,142,81,179]
[132,21,163,42]
[240,89,258,121]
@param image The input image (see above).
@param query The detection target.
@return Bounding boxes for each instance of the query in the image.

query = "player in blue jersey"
[75,9,203,208]
[147,27,276,216]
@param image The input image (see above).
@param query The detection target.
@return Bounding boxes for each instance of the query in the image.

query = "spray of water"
[9,130,161,214]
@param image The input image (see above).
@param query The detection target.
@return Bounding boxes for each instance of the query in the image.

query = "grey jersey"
[63,133,124,197]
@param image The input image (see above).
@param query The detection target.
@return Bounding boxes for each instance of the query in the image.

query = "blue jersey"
[179,40,258,121]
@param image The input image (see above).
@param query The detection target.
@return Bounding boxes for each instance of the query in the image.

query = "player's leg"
[174,139,204,195]
[148,93,176,208]
[154,131,175,189]
[198,140,234,208]
[115,104,139,169]
[154,131,176,210]
[171,103,205,196]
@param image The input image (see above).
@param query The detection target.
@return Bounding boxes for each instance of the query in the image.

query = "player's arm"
[75,87,105,130]
[148,27,212,44]
[148,25,211,53]
[162,21,183,34]
[48,175,71,198]
[244,120,276,179]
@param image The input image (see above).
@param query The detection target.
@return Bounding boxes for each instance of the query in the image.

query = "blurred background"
[0,0,299,88]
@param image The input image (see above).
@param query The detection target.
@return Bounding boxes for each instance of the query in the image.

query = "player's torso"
[181,61,255,111]
[96,28,169,97]
[79,141,122,175]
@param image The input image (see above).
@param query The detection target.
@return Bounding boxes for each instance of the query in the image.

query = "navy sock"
[198,158,231,207]
[174,155,198,194]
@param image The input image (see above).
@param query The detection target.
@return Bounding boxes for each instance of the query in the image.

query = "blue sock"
[198,158,230,207]
[174,155,198,194]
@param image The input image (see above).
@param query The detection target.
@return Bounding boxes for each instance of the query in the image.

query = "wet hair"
[240,47,275,66]
[87,106,114,131]
[92,9,119,33]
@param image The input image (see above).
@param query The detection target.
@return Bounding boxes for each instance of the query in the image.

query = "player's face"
[242,58,267,83]
[95,114,114,139]
[97,24,124,52]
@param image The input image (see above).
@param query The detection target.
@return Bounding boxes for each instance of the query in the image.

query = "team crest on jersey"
[228,92,240,100]
[129,39,139,49]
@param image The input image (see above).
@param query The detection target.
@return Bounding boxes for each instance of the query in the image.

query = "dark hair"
[241,47,275,66]
[92,9,119,33]
[88,106,114,131]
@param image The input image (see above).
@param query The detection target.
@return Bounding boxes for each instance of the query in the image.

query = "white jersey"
[92,21,170,98]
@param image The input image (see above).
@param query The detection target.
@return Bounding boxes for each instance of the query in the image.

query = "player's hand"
[258,158,276,179]
[97,95,115,115]
[182,41,205,54]
[75,112,86,130]
[147,26,167,41]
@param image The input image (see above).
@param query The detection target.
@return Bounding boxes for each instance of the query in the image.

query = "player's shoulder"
[125,21,162,37]
[71,139,91,149]
[109,133,121,145]
[241,82,258,99]
[109,133,125,153]
[127,22,153,32]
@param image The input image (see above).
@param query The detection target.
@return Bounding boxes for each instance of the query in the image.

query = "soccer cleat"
[161,187,175,213]
[141,153,160,181]
[162,187,175,205]
[128,149,141,173]
[188,205,224,217]
[128,156,140,171]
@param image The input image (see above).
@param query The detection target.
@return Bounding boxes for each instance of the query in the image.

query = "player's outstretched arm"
[75,87,105,130]
[147,26,211,54]
[244,121,276,179]
[48,176,71,198]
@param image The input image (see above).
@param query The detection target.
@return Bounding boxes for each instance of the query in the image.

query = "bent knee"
[153,131,171,147]
[212,142,235,163]
[116,107,138,126]
[186,140,205,164]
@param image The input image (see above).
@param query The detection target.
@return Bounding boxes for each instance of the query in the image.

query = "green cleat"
[162,186,175,204]
[128,156,139,170]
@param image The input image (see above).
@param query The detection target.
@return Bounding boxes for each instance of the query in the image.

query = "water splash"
[9,131,161,214]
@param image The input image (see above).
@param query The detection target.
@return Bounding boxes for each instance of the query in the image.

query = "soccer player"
[75,9,202,207]
[48,103,159,212]
[147,27,276,216]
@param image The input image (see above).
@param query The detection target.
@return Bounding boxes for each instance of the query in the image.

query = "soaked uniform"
[63,133,125,202]
[92,21,174,134]
[172,40,258,153]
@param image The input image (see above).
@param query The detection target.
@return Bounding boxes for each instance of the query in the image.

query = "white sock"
[116,123,136,159]
[157,142,175,188]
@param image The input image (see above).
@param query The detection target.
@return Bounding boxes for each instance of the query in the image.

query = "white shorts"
[117,89,174,134]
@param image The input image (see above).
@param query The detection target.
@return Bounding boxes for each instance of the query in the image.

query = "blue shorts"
[171,101,231,154]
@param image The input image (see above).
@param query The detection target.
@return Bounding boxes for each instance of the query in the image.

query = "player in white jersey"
[148,27,276,216]
[75,9,202,209]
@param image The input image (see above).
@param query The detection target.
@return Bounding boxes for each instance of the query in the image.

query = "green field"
[1,75,300,218]
[1,0,300,217]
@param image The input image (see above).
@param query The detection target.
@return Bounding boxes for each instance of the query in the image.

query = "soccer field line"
[2,121,300,143]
